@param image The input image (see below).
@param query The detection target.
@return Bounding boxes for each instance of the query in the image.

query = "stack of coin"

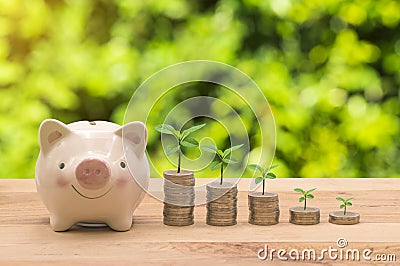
[329,211,360,225]
[206,181,238,226]
[163,170,195,226]
[248,192,280,225]
[289,207,320,225]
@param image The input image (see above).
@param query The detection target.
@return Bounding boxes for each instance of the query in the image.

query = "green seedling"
[154,123,205,173]
[336,197,353,215]
[201,144,243,185]
[294,188,317,210]
[248,164,279,195]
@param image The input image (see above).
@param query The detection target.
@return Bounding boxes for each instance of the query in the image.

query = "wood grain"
[0,178,399,265]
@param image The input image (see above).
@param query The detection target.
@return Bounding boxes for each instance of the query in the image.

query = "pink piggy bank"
[35,119,149,232]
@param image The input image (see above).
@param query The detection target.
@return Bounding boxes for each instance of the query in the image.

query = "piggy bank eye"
[59,162,65,170]
[120,161,126,169]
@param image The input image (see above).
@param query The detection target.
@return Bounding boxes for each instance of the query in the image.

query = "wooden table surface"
[1,178,399,265]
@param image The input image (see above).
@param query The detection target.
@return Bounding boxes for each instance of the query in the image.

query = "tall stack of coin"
[248,192,280,225]
[329,211,360,225]
[206,181,238,226]
[163,170,195,226]
[289,207,320,225]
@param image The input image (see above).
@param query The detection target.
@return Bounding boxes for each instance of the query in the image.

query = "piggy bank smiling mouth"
[71,185,113,199]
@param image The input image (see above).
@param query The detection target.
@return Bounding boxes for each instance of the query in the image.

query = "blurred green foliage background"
[0,0,399,178]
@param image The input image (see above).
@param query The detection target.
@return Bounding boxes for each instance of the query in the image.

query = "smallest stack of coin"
[329,211,360,225]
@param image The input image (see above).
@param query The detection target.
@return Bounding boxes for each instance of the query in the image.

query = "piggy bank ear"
[115,122,148,158]
[39,119,72,155]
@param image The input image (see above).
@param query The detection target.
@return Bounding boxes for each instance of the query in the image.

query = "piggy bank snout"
[75,159,111,190]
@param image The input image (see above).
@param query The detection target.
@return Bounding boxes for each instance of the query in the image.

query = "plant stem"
[177,147,181,173]
[304,197,307,210]
[344,205,346,216]
[262,179,265,195]
[220,164,223,185]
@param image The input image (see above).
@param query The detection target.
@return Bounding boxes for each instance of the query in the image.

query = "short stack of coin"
[206,181,238,226]
[248,192,280,225]
[329,211,360,225]
[163,170,195,226]
[289,207,320,225]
